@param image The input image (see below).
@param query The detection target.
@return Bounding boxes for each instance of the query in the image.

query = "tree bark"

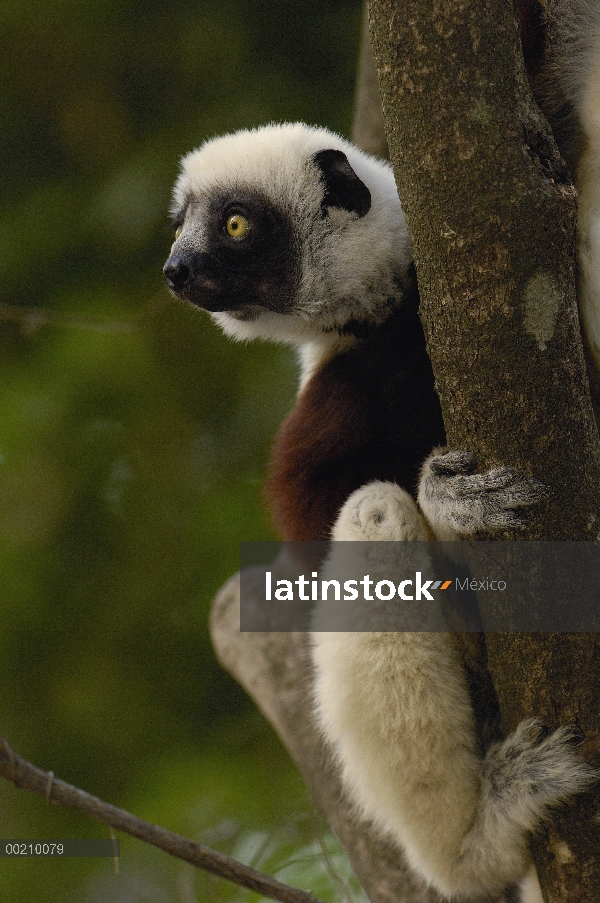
[351,1,389,159]
[368,0,600,899]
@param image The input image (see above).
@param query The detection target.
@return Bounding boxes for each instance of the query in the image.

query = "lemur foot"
[331,481,429,542]
[418,449,547,538]
[449,719,597,897]
[482,718,596,821]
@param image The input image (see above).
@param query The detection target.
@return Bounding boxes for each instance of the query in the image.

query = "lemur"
[163,3,600,898]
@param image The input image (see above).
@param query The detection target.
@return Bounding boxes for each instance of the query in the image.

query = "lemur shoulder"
[163,3,600,899]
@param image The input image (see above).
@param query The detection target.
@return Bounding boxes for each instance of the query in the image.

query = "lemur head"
[164,123,412,346]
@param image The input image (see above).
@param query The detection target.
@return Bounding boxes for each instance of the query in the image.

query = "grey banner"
[0,839,120,857]
[240,541,600,632]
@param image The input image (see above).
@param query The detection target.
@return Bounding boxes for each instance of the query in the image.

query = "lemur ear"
[312,149,372,218]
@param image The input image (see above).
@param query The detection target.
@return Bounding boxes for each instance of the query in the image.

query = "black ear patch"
[312,149,372,218]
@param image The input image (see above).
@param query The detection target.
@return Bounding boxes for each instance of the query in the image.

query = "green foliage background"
[0,0,366,899]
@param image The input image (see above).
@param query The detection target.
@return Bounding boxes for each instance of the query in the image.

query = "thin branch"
[0,736,324,903]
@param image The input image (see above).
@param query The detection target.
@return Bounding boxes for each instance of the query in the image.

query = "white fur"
[173,123,411,377]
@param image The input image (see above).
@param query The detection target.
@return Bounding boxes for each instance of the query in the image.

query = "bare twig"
[0,736,324,903]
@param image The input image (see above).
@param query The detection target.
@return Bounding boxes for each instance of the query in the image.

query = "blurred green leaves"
[0,0,362,899]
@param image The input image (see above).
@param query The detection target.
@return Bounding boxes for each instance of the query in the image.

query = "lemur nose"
[163,256,191,291]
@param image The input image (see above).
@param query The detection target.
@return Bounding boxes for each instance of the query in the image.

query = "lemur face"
[164,188,301,318]
[164,124,411,343]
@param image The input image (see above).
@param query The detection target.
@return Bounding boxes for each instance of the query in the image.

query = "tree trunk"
[368,0,600,898]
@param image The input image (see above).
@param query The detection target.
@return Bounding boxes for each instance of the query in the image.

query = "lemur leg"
[311,468,595,899]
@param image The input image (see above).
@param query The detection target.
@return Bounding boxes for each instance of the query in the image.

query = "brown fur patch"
[265,283,446,541]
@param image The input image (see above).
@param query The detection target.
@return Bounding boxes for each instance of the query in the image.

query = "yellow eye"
[226,213,249,240]
[174,226,182,240]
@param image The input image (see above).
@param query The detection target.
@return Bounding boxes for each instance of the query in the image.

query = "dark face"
[163,190,301,316]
